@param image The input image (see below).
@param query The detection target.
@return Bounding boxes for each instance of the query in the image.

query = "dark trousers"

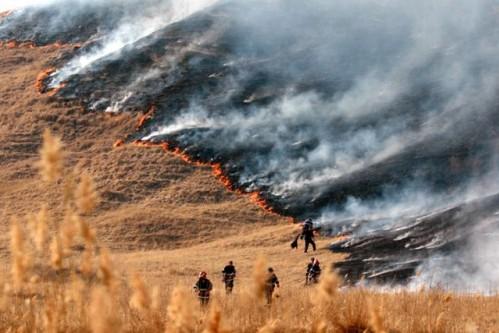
[198,290,210,306]
[265,286,274,305]
[304,237,316,252]
[224,279,234,294]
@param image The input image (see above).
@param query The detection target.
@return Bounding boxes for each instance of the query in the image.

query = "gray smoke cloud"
[2,0,499,290]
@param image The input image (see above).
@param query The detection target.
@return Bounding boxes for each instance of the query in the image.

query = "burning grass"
[34,67,67,95]
[128,138,284,216]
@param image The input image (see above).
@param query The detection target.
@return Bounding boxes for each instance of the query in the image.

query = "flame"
[35,68,56,93]
[1,37,74,50]
[136,106,156,130]
[249,192,278,214]
[34,67,66,96]
[113,139,125,148]
[124,139,280,215]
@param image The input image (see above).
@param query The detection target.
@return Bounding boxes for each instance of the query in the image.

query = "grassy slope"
[0,46,339,286]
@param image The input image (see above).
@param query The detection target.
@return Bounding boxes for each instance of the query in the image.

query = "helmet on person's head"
[199,271,207,278]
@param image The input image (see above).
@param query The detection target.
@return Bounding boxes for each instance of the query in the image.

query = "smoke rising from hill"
[2,0,499,289]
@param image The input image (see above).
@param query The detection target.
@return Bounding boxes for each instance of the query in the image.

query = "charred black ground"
[3,0,499,286]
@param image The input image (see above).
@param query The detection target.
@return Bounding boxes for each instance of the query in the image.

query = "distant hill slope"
[0,46,287,257]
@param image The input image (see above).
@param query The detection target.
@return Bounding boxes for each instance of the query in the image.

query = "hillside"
[0,45,343,285]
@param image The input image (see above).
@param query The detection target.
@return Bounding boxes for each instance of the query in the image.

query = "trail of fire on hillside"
[0,38,78,50]
[125,138,285,218]
[35,67,67,96]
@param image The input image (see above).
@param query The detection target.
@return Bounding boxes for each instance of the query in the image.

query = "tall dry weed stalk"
[89,286,122,333]
[166,287,198,333]
[49,235,63,270]
[98,248,115,290]
[39,128,63,182]
[203,302,229,333]
[129,273,152,312]
[368,298,387,333]
[76,172,99,215]
[10,217,30,290]
[252,255,268,300]
[61,210,78,254]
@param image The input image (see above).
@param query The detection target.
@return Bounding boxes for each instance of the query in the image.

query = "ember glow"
[4,0,499,290]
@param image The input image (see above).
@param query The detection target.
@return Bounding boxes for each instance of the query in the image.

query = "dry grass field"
[0,46,498,332]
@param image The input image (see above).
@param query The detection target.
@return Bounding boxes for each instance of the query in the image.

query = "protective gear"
[222,262,237,294]
[306,259,321,285]
[302,219,316,253]
[194,275,213,306]
[265,269,280,305]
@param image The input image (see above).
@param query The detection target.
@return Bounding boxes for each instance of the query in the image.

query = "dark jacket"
[266,273,280,290]
[223,264,236,275]
[194,278,213,293]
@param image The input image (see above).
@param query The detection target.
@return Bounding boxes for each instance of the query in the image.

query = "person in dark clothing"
[193,271,213,307]
[301,218,316,253]
[222,261,237,294]
[265,267,280,305]
[307,258,321,285]
[305,257,315,285]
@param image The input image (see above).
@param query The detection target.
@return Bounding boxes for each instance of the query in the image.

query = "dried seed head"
[252,255,268,300]
[39,128,63,183]
[129,273,151,312]
[76,172,99,215]
[50,235,63,271]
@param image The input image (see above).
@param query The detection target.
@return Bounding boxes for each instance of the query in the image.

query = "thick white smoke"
[46,0,218,87]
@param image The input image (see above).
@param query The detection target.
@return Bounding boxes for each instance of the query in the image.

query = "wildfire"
[113,139,125,148]
[1,37,74,50]
[0,39,35,49]
[136,106,156,130]
[123,138,280,216]
[249,192,277,214]
[34,67,66,96]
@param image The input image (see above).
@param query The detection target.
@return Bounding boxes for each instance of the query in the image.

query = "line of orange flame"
[0,39,72,50]
[123,139,282,215]
[34,67,67,96]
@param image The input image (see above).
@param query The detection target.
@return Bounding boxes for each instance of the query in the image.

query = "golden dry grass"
[0,46,498,333]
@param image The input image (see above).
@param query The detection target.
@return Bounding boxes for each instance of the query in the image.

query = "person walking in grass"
[305,257,315,285]
[306,258,321,285]
[265,267,280,305]
[222,260,237,294]
[301,218,316,253]
[194,271,213,307]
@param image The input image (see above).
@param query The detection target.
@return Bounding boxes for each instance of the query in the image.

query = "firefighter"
[222,261,237,294]
[265,267,280,305]
[193,271,213,307]
[301,218,316,253]
[306,258,321,285]
[305,257,315,285]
